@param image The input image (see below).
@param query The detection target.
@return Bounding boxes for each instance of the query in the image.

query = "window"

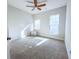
[34,19,40,30]
[49,14,59,35]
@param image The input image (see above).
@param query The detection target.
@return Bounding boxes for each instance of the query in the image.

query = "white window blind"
[49,14,59,35]
[34,19,40,30]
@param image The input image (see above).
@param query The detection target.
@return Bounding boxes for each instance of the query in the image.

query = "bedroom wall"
[65,0,71,59]
[7,5,33,39]
[34,6,66,40]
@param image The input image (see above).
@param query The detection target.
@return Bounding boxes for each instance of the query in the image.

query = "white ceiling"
[7,0,66,14]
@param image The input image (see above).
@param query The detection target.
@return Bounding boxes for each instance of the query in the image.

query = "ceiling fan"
[26,0,46,11]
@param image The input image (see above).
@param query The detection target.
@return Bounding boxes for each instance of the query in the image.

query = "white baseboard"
[39,33,64,40]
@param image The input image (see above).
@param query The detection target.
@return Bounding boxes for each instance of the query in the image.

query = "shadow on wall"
[21,24,33,39]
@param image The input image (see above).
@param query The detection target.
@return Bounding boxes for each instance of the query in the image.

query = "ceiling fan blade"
[26,1,33,3]
[37,7,41,10]
[37,4,46,7]
[34,0,37,6]
[26,5,34,7]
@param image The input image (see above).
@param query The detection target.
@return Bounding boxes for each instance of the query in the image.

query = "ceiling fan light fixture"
[26,0,47,11]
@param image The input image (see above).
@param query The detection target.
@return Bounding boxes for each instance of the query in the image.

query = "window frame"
[49,14,60,35]
[34,19,40,30]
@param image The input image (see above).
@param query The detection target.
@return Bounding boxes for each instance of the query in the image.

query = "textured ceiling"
[7,0,66,14]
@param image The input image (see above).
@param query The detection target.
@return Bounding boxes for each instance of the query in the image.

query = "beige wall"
[34,6,66,40]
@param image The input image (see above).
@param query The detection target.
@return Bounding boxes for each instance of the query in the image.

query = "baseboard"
[39,33,64,40]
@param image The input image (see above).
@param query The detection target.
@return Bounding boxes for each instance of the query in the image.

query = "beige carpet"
[8,37,68,59]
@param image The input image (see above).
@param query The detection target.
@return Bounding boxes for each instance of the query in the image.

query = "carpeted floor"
[8,37,68,59]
